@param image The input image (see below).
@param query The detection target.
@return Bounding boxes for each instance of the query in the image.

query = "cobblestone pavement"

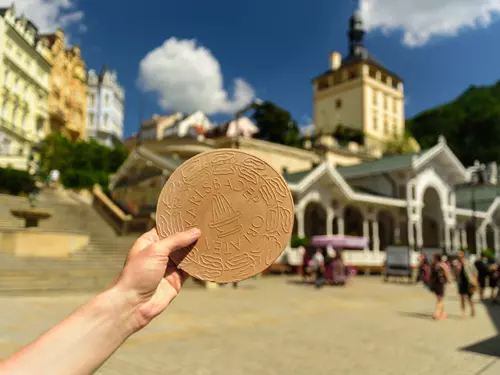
[0,276,499,375]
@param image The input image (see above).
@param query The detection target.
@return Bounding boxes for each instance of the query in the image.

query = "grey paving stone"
[0,276,498,374]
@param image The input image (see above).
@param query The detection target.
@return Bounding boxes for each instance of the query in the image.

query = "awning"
[310,235,369,249]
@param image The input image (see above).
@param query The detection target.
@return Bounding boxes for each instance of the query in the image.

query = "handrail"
[92,184,132,235]
[92,184,132,221]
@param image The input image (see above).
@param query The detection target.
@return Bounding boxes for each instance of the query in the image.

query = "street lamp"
[469,162,487,254]
[232,98,263,148]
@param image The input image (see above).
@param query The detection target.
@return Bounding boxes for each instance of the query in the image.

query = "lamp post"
[470,162,486,255]
[232,98,263,149]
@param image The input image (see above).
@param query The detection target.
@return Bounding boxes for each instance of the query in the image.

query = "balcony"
[49,103,67,123]
[0,118,33,142]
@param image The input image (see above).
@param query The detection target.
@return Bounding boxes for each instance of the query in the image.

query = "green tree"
[384,133,421,156]
[39,133,129,189]
[408,80,500,165]
[252,101,301,146]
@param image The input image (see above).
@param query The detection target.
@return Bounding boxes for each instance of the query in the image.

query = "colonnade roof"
[456,185,500,211]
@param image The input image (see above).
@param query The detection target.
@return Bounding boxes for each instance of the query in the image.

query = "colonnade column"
[444,223,451,253]
[337,207,345,236]
[460,227,467,251]
[363,217,369,252]
[326,207,334,236]
[372,219,380,253]
[296,207,305,238]
[494,226,500,254]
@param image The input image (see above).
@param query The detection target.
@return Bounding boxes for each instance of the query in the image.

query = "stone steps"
[0,191,206,294]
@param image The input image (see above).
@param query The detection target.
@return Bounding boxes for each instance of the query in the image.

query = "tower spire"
[348,1,366,57]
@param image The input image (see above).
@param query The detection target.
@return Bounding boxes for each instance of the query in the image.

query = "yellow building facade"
[42,29,87,141]
[0,5,52,171]
[313,11,405,151]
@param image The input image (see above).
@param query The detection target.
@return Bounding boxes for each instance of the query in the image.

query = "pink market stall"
[310,235,368,285]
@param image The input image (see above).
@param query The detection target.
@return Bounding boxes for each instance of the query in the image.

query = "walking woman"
[430,253,452,320]
[456,251,478,318]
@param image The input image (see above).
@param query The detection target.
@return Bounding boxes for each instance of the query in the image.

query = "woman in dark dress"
[457,251,478,318]
[430,254,450,320]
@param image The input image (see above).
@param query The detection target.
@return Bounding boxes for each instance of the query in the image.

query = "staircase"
[0,189,138,294]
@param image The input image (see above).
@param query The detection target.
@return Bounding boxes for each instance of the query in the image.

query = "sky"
[5,0,500,138]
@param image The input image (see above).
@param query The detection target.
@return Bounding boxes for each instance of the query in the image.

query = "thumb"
[149,228,201,261]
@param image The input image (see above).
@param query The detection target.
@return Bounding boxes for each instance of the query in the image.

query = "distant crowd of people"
[417,250,500,320]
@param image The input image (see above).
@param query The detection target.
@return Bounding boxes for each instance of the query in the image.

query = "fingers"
[125,228,161,265]
[150,228,201,260]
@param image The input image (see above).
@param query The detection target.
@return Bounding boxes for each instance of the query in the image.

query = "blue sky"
[7,0,500,138]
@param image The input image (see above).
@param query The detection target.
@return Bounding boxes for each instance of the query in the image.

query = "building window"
[372,114,378,131]
[317,79,328,90]
[105,94,109,106]
[104,114,109,126]
[1,101,7,118]
[13,78,19,93]
[372,90,378,105]
[89,113,95,126]
[4,70,10,86]
[335,99,342,109]
[36,117,44,132]
[90,93,95,106]
[384,118,389,134]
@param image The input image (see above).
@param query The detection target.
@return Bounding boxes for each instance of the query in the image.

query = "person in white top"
[313,248,325,288]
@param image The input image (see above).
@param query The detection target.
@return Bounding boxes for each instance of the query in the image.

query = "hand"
[113,227,201,332]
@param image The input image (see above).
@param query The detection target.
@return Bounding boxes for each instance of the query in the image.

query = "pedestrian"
[49,169,60,188]
[474,252,489,300]
[456,251,478,318]
[487,257,499,300]
[430,253,452,320]
[417,253,431,290]
[313,247,325,289]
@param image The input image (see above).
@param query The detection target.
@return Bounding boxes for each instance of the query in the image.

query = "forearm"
[0,287,138,375]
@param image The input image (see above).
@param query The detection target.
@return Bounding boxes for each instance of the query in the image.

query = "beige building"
[0,5,52,171]
[312,11,404,151]
[41,29,87,141]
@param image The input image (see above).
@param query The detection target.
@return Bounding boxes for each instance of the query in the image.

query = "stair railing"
[92,185,132,235]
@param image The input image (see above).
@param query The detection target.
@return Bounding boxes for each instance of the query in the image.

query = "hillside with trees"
[407,81,500,165]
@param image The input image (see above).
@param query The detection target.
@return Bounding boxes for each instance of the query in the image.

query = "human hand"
[112,227,201,332]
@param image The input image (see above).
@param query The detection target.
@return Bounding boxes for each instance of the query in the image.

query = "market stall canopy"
[311,235,368,249]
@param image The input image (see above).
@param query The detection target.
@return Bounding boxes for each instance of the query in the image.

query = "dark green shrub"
[0,167,35,195]
[290,236,309,248]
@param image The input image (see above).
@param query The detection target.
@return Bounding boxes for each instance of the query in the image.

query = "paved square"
[0,276,499,374]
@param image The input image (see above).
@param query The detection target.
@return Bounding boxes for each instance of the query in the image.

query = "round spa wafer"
[156,149,294,283]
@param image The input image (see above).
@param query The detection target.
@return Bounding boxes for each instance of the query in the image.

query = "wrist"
[97,286,144,337]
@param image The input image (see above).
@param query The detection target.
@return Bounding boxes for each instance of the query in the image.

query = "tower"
[312,10,405,151]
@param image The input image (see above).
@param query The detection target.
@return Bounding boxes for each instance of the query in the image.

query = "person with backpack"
[417,253,431,289]
[430,253,452,320]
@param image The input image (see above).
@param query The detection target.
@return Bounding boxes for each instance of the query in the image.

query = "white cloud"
[138,37,255,115]
[299,116,315,137]
[0,0,84,33]
[360,0,500,47]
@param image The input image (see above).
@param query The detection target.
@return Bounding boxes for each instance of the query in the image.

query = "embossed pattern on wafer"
[156,149,294,283]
